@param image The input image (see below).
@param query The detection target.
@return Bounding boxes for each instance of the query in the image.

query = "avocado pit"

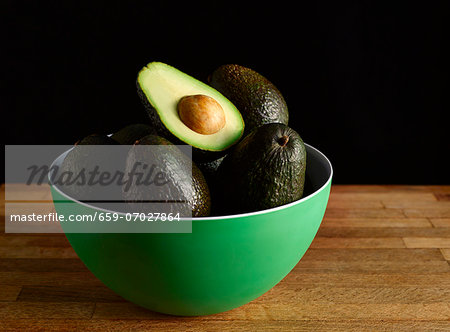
[178,94,226,135]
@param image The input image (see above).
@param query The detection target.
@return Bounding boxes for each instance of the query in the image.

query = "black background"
[2,1,448,184]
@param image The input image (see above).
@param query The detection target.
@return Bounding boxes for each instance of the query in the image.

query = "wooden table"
[1,185,450,331]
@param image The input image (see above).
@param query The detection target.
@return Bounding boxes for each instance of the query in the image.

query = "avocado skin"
[74,134,119,146]
[197,155,227,214]
[111,123,156,145]
[209,64,289,135]
[137,81,229,163]
[136,83,174,141]
[59,134,120,201]
[197,155,226,183]
[216,123,306,215]
[123,135,211,217]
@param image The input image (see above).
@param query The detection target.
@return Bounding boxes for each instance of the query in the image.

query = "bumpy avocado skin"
[216,123,306,215]
[111,123,156,145]
[209,64,289,135]
[197,155,226,183]
[197,155,227,214]
[136,83,175,141]
[123,135,211,217]
[58,134,120,201]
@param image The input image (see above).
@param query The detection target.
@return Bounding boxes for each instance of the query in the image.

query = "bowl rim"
[49,142,333,221]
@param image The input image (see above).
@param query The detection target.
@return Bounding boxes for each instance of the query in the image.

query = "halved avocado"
[137,62,244,153]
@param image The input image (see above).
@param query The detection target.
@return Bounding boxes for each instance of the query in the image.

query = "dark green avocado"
[58,134,120,201]
[111,123,156,145]
[122,135,211,217]
[208,64,289,135]
[216,123,306,214]
[196,154,227,214]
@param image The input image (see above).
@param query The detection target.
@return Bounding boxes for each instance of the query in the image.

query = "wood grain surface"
[1,184,450,331]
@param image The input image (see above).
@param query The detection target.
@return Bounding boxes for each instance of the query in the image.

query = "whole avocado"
[208,64,289,134]
[58,134,120,201]
[216,123,306,214]
[122,135,211,217]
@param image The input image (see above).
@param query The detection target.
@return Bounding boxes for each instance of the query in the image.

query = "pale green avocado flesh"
[138,62,244,151]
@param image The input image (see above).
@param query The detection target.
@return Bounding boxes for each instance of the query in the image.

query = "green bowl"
[50,143,332,316]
